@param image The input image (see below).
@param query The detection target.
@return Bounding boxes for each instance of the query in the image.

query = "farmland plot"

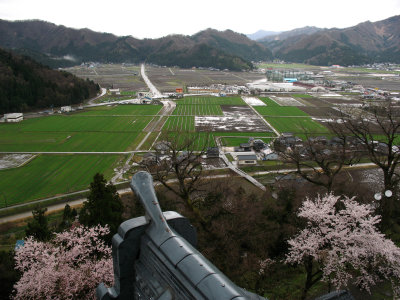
[4,115,152,132]
[259,97,280,107]
[79,105,162,116]
[178,96,246,105]
[163,116,195,131]
[264,117,329,134]
[172,105,223,116]
[196,106,273,132]
[241,97,266,106]
[0,154,121,207]
[255,106,309,117]
[271,96,305,106]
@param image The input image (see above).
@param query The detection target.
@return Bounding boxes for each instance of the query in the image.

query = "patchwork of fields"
[1,94,332,206]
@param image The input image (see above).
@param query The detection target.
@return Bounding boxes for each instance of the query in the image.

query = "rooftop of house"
[237,154,257,160]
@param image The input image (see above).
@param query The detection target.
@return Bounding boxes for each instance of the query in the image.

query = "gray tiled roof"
[97,171,268,300]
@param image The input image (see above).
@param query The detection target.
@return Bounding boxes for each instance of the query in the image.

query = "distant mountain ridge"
[0,16,399,68]
[0,20,273,70]
[259,16,400,65]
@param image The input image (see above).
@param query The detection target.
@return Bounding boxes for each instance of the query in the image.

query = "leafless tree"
[140,131,212,223]
[330,103,400,228]
[273,133,359,193]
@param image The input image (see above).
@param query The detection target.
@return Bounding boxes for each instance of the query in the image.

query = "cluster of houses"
[187,84,248,95]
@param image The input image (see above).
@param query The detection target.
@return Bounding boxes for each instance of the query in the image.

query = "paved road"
[87,88,107,105]
[141,64,162,98]
[215,137,266,191]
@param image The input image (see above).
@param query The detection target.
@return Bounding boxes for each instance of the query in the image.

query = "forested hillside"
[0,48,99,114]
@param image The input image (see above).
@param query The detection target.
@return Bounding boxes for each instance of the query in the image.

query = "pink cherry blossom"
[13,224,113,300]
[286,193,400,296]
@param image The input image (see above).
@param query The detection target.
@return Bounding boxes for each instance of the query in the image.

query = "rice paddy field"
[0,154,122,207]
[163,116,195,131]
[172,105,223,116]
[264,117,329,134]
[78,105,162,116]
[0,131,143,152]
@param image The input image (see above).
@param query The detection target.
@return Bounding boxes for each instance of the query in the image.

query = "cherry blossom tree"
[285,194,400,300]
[13,224,113,299]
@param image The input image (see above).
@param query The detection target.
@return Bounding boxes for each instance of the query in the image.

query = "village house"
[237,154,257,165]
[60,106,72,113]
[4,113,23,122]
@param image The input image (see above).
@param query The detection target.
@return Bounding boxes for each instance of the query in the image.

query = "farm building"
[108,88,121,95]
[237,154,257,165]
[60,106,72,112]
[4,113,23,122]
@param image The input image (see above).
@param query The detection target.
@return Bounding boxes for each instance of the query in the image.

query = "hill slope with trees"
[0,48,99,114]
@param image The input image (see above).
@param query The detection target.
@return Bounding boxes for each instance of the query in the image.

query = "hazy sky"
[0,0,399,39]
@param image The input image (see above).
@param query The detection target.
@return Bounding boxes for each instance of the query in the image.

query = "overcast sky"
[0,0,399,39]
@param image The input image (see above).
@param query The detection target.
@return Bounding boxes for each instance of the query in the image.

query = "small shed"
[60,106,72,112]
[237,154,257,165]
[4,113,23,122]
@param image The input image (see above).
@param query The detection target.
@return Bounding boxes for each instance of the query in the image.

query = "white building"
[109,88,121,95]
[60,106,72,112]
[4,113,23,123]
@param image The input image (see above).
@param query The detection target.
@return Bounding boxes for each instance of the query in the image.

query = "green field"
[78,104,161,116]
[163,116,195,131]
[0,154,122,207]
[0,110,155,152]
[0,115,152,132]
[264,117,329,134]
[255,106,309,117]
[120,91,136,96]
[0,131,142,152]
[177,96,246,105]
[259,97,280,107]
[173,105,223,116]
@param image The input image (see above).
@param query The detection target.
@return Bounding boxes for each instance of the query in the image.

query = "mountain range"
[0,15,399,69]
[257,15,400,65]
[0,20,273,70]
